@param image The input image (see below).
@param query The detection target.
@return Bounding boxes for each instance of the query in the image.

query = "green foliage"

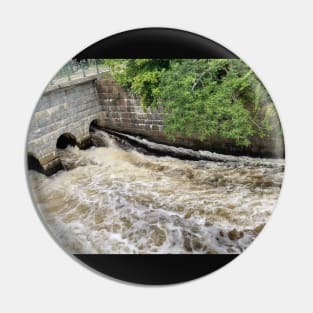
[104,59,169,108]
[105,59,277,147]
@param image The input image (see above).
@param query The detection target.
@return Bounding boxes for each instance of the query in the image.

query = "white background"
[0,0,312,312]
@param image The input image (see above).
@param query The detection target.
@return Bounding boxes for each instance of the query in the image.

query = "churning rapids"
[28,128,284,254]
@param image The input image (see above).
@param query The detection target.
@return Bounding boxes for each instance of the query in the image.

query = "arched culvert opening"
[89,119,100,132]
[89,119,108,147]
[27,154,45,174]
[56,133,77,149]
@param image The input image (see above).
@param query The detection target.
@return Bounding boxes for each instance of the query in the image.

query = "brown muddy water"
[28,129,284,254]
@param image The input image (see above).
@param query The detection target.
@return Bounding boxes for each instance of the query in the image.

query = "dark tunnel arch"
[89,119,100,132]
[56,133,77,149]
[27,153,45,174]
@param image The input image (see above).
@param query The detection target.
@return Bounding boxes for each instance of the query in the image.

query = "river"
[28,128,284,254]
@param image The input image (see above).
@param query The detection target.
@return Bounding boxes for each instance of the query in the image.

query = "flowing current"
[28,129,284,254]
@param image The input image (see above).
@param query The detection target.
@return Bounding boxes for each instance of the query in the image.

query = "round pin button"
[26,28,284,284]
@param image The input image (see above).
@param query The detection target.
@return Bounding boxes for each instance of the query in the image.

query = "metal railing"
[49,59,110,85]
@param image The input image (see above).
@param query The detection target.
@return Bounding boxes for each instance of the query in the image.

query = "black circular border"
[74,27,239,59]
[75,254,238,285]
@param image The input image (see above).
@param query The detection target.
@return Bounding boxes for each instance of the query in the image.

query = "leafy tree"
[105,59,277,147]
[104,59,169,107]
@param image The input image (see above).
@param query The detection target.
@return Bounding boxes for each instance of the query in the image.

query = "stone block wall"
[27,75,284,175]
[27,76,104,172]
[95,78,165,139]
[95,78,284,158]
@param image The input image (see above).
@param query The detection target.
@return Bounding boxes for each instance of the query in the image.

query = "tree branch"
[191,70,209,92]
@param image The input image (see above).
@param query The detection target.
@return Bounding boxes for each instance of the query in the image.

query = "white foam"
[28,129,284,254]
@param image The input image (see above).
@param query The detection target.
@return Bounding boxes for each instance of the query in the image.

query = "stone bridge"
[27,74,284,175]
[27,75,105,174]
[27,74,164,175]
